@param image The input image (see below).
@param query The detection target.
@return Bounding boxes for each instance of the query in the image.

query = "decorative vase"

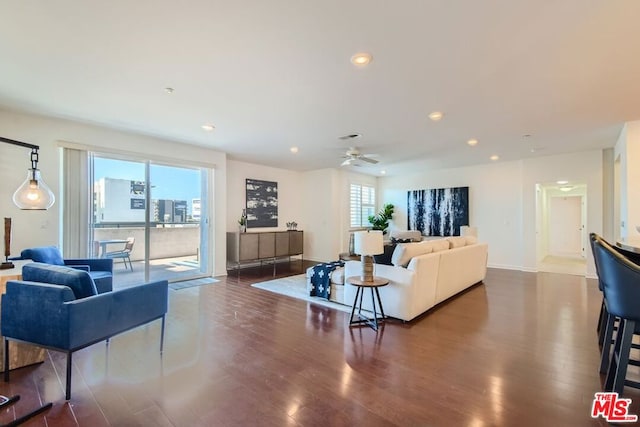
[239,225,246,233]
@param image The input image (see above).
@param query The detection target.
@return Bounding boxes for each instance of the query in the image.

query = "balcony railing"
[93,224,202,287]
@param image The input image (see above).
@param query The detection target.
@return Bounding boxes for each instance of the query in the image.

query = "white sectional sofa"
[344,236,488,322]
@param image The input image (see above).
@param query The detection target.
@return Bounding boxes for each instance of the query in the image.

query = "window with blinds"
[350,183,376,228]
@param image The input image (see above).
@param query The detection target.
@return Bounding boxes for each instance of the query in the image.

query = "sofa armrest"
[65,258,113,273]
[1,281,76,348]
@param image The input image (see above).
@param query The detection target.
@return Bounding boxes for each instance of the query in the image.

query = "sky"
[94,157,201,212]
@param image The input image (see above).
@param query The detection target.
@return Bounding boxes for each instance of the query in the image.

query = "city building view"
[94,178,199,224]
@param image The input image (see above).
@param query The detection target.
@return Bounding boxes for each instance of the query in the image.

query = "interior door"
[549,195,583,257]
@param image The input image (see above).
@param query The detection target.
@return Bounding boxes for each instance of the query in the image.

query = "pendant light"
[1,137,56,210]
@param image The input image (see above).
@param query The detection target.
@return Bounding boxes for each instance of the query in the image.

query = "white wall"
[379,161,523,270]
[614,120,640,239]
[379,150,604,275]
[226,159,305,232]
[301,169,341,262]
[299,168,377,262]
[0,108,229,276]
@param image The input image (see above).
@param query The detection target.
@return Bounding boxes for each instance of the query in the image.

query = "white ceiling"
[2,1,640,175]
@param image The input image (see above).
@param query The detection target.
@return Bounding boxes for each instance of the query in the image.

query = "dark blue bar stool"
[593,238,640,394]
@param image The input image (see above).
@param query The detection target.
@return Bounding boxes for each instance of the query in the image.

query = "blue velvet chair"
[1,263,168,400]
[15,246,113,293]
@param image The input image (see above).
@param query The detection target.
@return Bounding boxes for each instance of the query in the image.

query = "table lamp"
[354,230,384,282]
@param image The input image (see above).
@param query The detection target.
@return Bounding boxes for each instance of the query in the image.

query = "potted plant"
[368,203,394,235]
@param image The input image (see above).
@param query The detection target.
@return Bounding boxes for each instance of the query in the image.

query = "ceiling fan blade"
[359,156,379,164]
[340,158,353,166]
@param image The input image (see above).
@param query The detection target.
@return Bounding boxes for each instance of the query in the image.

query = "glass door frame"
[89,151,211,284]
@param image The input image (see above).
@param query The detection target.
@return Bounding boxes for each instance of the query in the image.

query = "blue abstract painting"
[407,186,469,236]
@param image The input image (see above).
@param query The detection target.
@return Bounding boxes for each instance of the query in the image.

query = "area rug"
[251,274,352,313]
[169,277,219,290]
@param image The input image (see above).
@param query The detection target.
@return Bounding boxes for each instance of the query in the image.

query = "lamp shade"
[354,230,384,256]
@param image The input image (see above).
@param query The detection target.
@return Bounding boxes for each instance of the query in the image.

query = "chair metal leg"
[160,315,166,353]
[0,394,52,427]
[65,352,72,400]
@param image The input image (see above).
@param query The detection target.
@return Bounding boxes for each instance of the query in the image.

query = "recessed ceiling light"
[290,146,299,153]
[559,186,574,192]
[164,87,174,94]
[556,180,569,185]
[350,52,372,66]
[428,111,444,121]
[201,124,215,131]
[380,170,386,175]
[467,138,478,146]
[490,155,499,161]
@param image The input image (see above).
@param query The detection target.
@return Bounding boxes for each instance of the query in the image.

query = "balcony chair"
[14,246,113,293]
[1,262,168,400]
[104,237,134,270]
[592,238,640,394]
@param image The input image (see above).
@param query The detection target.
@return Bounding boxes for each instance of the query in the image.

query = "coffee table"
[347,276,389,331]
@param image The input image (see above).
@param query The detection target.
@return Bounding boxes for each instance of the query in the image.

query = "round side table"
[346,276,389,331]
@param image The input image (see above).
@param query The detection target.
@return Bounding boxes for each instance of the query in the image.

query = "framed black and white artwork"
[407,186,469,236]
[246,179,278,228]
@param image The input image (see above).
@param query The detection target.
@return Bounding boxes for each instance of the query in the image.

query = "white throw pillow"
[465,235,478,245]
[391,242,433,267]
[446,236,467,248]
[429,239,451,253]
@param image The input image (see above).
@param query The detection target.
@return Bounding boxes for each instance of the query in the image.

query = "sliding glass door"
[90,154,209,287]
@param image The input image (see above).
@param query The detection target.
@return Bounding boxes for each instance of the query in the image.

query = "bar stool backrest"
[593,238,640,322]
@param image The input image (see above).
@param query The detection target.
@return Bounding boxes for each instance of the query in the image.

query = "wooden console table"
[227,230,303,273]
[0,261,46,372]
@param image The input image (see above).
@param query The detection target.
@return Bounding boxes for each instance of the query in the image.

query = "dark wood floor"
[0,261,623,426]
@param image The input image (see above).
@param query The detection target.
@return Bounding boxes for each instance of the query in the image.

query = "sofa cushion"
[22,262,98,299]
[465,235,478,245]
[391,241,434,267]
[446,236,467,249]
[426,239,451,253]
[21,246,65,265]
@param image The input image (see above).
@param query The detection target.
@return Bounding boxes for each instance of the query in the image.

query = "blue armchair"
[15,246,113,293]
[1,263,168,400]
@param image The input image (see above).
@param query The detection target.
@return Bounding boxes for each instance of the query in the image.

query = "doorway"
[536,183,587,276]
[90,153,210,287]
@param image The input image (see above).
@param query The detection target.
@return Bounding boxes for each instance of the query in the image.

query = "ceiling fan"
[340,147,379,166]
